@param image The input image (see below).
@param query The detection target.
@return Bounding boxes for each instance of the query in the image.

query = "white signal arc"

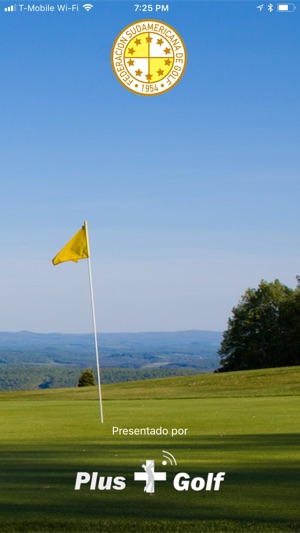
[83,3,93,11]
[162,450,177,466]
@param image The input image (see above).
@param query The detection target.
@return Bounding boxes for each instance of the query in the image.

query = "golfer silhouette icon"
[142,461,155,493]
[134,460,167,494]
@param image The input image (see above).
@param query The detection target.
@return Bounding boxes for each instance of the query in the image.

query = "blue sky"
[0,1,299,333]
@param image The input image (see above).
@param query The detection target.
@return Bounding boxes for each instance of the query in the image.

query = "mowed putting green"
[0,367,299,532]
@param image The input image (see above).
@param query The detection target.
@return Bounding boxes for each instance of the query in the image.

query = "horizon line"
[0,328,223,336]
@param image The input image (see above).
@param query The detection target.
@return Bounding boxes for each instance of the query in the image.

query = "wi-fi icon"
[162,450,177,466]
[83,3,93,11]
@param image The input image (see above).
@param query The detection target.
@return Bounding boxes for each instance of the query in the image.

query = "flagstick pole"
[85,221,104,424]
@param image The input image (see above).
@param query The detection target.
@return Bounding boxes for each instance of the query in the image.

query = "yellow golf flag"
[52,223,89,265]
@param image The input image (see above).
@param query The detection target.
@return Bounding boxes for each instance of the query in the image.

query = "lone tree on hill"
[78,368,96,387]
[217,277,300,372]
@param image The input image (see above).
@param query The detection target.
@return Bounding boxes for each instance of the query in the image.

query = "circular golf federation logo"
[111,20,187,96]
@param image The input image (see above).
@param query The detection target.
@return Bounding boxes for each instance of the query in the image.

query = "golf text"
[74,471,226,492]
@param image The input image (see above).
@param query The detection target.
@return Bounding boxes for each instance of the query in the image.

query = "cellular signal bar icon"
[4,4,16,11]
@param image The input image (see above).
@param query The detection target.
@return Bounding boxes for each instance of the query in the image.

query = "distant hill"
[0,330,222,391]
[1,365,299,400]
[0,330,222,367]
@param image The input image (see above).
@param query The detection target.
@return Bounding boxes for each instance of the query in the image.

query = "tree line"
[0,364,199,391]
[217,277,300,372]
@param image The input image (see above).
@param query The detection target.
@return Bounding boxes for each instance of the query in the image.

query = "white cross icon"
[134,460,167,493]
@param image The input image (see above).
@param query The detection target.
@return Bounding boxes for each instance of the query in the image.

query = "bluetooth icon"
[268,3,274,10]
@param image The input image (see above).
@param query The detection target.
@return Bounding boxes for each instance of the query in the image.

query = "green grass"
[0,367,299,532]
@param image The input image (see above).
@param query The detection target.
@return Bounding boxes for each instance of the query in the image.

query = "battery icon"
[277,3,296,11]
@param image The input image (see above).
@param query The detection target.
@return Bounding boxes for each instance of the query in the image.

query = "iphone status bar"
[1,0,298,16]
[1,0,299,4]
[1,0,299,8]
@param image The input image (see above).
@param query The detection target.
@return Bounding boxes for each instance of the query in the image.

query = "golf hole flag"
[52,223,89,265]
[51,221,104,423]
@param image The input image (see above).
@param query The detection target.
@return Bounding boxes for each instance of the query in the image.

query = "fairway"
[0,367,299,532]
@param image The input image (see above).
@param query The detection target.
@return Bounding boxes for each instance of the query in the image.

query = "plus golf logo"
[75,451,226,494]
